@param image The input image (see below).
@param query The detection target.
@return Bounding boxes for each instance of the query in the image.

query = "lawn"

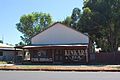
[0,61,7,64]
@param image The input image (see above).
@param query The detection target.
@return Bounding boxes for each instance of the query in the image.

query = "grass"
[0,61,7,64]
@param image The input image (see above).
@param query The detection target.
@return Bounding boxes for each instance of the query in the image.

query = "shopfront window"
[0,51,3,56]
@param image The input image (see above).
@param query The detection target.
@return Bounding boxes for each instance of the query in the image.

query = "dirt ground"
[0,65,120,71]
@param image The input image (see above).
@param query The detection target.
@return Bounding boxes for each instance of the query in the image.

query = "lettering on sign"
[31,58,38,61]
[64,49,87,61]
[31,58,52,62]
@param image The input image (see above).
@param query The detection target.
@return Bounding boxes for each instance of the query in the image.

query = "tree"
[79,0,120,52]
[71,8,81,30]
[16,12,53,45]
[78,7,103,53]
[62,16,72,27]
[62,8,81,30]
[15,41,25,46]
[0,40,3,43]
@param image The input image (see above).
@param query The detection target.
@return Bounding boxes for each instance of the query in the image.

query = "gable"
[31,23,89,45]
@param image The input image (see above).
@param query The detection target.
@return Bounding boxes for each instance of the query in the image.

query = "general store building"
[18,22,89,64]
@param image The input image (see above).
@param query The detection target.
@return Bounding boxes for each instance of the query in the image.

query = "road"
[0,71,120,80]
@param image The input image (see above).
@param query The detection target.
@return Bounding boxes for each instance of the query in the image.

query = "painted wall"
[31,23,89,45]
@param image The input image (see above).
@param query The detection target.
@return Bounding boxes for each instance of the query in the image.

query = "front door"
[54,49,63,63]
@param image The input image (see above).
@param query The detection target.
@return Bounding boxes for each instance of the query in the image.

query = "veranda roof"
[0,43,22,51]
[0,43,14,48]
[21,44,88,49]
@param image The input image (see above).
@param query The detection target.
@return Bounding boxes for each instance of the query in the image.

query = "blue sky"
[0,0,83,45]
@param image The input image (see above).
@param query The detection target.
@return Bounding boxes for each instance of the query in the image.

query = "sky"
[0,0,83,45]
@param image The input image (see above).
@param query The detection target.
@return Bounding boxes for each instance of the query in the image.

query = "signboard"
[31,58,53,62]
[64,49,87,62]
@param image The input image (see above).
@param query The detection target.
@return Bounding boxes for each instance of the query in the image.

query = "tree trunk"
[88,36,95,54]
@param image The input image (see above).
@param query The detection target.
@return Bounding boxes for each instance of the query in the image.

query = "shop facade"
[19,22,89,64]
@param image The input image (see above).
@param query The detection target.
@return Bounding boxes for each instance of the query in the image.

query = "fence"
[89,52,120,64]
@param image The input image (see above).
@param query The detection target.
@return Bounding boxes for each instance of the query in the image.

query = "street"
[0,71,120,80]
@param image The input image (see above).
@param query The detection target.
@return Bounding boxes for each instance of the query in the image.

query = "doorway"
[54,49,63,63]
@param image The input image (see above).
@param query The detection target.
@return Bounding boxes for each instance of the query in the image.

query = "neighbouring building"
[17,22,89,64]
[0,43,22,62]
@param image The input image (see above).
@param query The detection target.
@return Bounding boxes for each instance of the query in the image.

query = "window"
[0,51,3,56]
[38,50,46,57]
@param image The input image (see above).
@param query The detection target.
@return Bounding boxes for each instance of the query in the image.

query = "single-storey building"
[0,43,22,63]
[17,22,89,64]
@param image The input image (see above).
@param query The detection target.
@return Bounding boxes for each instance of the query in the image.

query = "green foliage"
[0,40,3,43]
[79,0,120,52]
[16,12,52,45]
[71,8,81,30]
[62,16,72,27]
[62,8,81,30]
[15,41,25,46]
